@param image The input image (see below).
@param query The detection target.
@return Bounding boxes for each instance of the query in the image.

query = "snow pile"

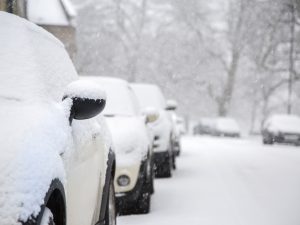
[215,117,240,133]
[64,80,106,100]
[0,12,77,102]
[266,114,300,134]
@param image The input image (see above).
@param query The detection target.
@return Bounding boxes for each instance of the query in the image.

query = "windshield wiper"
[104,114,116,117]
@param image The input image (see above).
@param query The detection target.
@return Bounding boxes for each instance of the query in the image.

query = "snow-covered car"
[166,101,182,156]
[131,83,175,178]
[0,13,116,225]
[83,77,157,214]
[213,117,241,137]
[193,118,216,135]
[176,116,187,136]
[262,114,300,145]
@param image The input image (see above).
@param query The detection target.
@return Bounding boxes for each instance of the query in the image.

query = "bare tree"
[203,0,259,116]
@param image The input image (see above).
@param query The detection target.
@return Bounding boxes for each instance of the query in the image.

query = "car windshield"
[131,84,166,110]
[84,77,139,116]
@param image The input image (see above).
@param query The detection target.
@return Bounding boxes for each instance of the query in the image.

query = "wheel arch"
[98,149,116,225]
[22,179,66,225]
[45,179,66,225]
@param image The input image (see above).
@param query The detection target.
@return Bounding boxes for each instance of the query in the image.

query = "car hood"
[0,101,71,225]
[105,116,149,167]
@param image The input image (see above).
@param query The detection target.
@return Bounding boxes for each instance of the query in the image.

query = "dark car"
[193,118,215,135]
[262,114,300,145]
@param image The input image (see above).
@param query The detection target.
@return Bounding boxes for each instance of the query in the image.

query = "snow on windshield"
[0,12,77,102]
[82,76,139,116]
[131,84,166,110]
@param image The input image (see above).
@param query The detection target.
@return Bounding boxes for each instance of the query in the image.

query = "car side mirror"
[166,99,177,111]
[63,80,106,124]
[142,107,159,124]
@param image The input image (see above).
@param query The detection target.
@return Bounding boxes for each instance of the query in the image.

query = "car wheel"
[172,153,176,170]
[135,191,151,214]
[145,157,155,194]
[134,176,151,214]
[105,181,116,225]
[156,154,172,178]
[40,207,55,225]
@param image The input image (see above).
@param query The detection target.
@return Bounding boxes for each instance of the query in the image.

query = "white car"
[0,13,116,225]
[176,116,187,136]
[131,83,175,178]
[83,77,157,214]
[262,114,300,145]
[213,117,241,137]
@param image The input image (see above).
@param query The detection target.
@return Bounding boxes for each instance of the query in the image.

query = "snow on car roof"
[27,0,76,26]
[82,76,139,116]
[131,83,166,110]
[0,12,77,102]
[266,114,300,133]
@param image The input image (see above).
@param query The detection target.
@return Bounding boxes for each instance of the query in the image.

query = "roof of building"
[26,0,76,26]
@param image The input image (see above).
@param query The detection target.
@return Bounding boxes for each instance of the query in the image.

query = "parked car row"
[0,13,186,225]
[193,113,300,147]
[193,117,241,138]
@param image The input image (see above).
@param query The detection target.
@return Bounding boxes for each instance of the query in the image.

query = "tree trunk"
[217,51,240,116]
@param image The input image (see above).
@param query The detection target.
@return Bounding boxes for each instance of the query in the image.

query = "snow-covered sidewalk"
[118,136,300,225]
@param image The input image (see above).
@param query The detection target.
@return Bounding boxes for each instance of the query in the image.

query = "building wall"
[42,25,77,61]
[0,0,26,16]
[0,0,7,10]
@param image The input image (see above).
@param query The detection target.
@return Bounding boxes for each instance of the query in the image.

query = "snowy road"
[118,136,300,225]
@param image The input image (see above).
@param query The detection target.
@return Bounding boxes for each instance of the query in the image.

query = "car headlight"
[117,175,130,186]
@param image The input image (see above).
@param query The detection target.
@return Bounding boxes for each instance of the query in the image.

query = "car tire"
[156,155,172,178]
[105,181,116,225]
[134,181,151,214]
[40,207,55,225]
[172,153,176,170]
[146,158,155,194]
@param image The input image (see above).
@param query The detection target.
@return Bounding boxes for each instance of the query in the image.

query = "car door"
[66,118,107,225]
